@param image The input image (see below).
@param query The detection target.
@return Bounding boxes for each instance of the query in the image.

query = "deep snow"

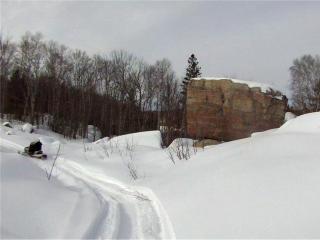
[1,144,103,238]
[1,112,320,238]
[0,126,174,239]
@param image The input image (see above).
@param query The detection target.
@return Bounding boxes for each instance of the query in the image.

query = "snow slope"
[0,127,174,239]
[284,111,296,122]
[1,112,320,238]
[146,112,320,238]
[1,146,103,238]
[102,130,162,149]
[278,111,320,133]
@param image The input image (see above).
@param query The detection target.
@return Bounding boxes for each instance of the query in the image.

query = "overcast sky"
[1,1,320,94]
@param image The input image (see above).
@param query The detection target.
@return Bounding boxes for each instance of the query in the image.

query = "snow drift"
[22,123,34,133]
[1,150,103,239]
[278,111,320,133]
[147,112,320,238]
[1,112,320,238]
[103,130,162,149]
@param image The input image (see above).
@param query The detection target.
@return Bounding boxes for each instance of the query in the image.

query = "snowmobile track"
[55,158,175,239]
[0,138,175,239]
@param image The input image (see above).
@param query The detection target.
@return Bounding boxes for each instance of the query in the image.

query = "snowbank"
[2,121,12,128]
[22,123,34,133]
[284,112,296,122]
[148,112,320,238]
[39,136,58,144]
[0,124,173,239]
[1,150,103,238]
[107,130,162,149]
[251,128,277,137]
[2,113,320,238]
[278,111,320,133]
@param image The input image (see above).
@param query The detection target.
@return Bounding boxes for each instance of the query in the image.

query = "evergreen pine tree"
[181,54,201,135]
[181,54,201,98]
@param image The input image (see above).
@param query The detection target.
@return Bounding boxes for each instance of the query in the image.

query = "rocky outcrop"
[193,139,221,148]
[186,78,287,141]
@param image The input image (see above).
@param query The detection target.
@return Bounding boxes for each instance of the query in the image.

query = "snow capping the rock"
[192,77,278,94]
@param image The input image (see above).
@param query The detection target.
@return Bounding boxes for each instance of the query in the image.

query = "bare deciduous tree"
[0,36,16,118]
[16,32,46,124]
[290,54,320,112]
[1,31,182,146]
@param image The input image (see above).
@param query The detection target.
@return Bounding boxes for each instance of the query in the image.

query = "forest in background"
[1,32,319,145]
[0,32,182,145]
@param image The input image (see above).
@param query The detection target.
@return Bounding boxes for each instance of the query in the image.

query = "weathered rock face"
[193,139,221,148]
[186,79,287,141]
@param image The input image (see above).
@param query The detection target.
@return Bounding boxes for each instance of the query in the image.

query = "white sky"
[1,1,320,95]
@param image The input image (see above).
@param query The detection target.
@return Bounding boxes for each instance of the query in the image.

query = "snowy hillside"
[1,112,320,238]
[148,112,320,238]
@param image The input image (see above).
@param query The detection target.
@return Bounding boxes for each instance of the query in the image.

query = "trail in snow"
[0,138,175,239]
[55,159,173,239]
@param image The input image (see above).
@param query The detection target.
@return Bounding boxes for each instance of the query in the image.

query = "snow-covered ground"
[1,112,320,238]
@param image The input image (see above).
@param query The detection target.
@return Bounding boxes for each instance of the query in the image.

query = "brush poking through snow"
[1,112,320,238]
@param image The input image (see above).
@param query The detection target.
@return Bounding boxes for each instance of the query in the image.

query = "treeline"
[0,32,182,143]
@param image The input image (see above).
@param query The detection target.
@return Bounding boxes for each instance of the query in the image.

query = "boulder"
[2,122,12,128]
[284,112,296,122]
[22,123,34,133]
[187,78,287,141]
[193,139,220,148]
[87,125,102,142]
[6,130,14,135]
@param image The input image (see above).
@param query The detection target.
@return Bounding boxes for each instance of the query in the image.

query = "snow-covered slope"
[104,130,162,149]
[284,111,296,122]
[1,112,320,238]
[147,112,320,238]
[278,111,320,133]
[1,145,103,238]
[0,127,174,239]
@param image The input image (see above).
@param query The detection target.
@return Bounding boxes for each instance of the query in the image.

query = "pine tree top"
[181,54,202,96]
[185,54,201,81]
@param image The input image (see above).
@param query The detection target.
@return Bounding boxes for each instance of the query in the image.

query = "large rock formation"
[186,78,287,141]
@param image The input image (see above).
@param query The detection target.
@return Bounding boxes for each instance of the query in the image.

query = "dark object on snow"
[25,140,42,155]
[22,140,47,159]
[3,122,12,128]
